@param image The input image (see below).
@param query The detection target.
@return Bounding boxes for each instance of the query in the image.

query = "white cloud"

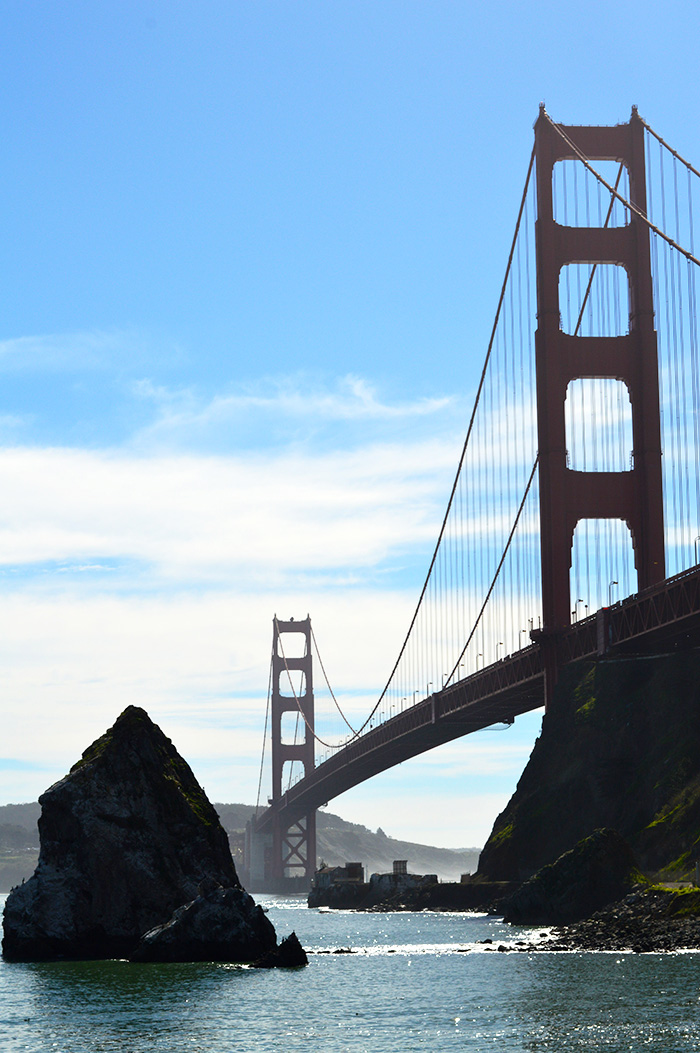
[0,369,541,845]
[0,440,458,583]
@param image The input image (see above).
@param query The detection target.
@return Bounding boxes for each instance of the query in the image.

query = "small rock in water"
[252,932,308,969]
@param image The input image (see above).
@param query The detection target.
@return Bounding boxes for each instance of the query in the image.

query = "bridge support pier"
[530,627,561,711]
[244,822,271,888]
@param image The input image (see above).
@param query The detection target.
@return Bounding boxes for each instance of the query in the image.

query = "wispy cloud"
[0,330,150,373]
[130,374,457,452]
[135,373,452,421]
[0,586,422,801]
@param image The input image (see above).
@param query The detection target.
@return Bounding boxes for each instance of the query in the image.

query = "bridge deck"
[254,565,700,834]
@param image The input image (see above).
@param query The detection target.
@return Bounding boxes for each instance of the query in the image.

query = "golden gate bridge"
[245,108,700,888]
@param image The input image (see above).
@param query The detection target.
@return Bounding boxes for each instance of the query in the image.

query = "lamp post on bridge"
[608,580,618,606]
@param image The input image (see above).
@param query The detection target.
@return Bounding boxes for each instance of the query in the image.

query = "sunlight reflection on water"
[1,894,699,1051]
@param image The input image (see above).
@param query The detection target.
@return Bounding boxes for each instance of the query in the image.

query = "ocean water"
[1,893,700,1051]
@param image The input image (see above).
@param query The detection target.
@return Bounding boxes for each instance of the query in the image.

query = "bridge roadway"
[254,564,700,836]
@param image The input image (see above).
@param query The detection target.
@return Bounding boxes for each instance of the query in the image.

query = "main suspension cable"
[254,656,273,816]
[310,623,359,735]
[639,113,700,181]
[573,161,626,336]
[445,455,539,685]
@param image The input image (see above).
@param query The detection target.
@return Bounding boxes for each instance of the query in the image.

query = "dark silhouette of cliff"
[477,650,700,883]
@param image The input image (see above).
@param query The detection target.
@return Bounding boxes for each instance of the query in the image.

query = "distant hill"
[0,800,480,890]
[0,802,40,837]
[216,803,481,882]
[0,803,41,891]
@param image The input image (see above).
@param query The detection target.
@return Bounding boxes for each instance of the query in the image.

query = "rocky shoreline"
[540,886,700,953]
[470,886,700,954]
[309,832,700,954]
[310,885,700,953]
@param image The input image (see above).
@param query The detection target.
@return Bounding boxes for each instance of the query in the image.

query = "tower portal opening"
[559,262,630,337]
[570,517,637,620]
[553,158,630,228]
[565,378,633,472]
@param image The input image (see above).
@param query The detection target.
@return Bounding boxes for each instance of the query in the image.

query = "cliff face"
[477,651,700,883]
[499,828,644,924]
[2,706,277,961]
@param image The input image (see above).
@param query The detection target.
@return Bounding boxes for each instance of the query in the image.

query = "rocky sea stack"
[2,706,301,964]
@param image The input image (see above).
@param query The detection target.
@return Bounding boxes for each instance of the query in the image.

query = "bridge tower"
[269,615,317,884]
[534,107,665,703]
[246,616,317,890]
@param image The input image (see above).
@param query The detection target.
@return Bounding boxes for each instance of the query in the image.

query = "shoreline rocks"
[542,886,700,952]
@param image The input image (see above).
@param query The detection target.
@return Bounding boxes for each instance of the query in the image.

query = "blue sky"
[1,1,699,847]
